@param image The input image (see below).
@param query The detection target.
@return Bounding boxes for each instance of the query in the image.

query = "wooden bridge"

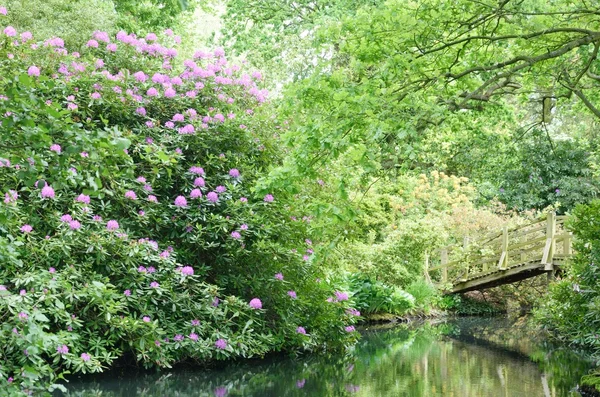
[426,212,573,294]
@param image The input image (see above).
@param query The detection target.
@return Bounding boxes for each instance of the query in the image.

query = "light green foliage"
[240,0,600,198]
[219,0,385,82]
[3,0,117,48]
[405,279,439,314]
[113,0,202,35]
[329,172,509,287]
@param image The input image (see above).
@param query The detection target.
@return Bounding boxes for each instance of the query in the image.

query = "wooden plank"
[511,225,546,238]
[509,235,547,250]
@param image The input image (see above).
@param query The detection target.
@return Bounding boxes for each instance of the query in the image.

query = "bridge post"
[542,212,556,270]
[461,237,470,282]
[498,226,508,270]
[563,232,572,256]
[441,249,448,283]
[424,253,432,283]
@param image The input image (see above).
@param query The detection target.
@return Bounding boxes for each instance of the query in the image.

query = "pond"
[63,316,595,396]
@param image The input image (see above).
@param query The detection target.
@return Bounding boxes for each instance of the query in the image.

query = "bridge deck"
[450,259,566,293]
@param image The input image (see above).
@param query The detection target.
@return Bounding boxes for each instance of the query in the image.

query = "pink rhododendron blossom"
[189,332,199,341]
[193,177,205,187]
[240,224,248,230]
[68,220,81,230]
[4,190,18,204]
[215,339,227,349]
[274,273,284,281]
[164,87,176,98]
[335,291,349,301]
[57,345,69,354]
[240,197,248,203]
[4,26,16,36]
[0,6,6,15]
[136,107,146,116]
[28,65,40,76]
[124,190,137,200]
[190,189,202,199]
[61,215,73,225]
[93,31,110,42]
[86,40,98,48]
[249,298,262,309]
[174,195,187,207]
[179,266,194,276]
[20,224,32,233]
[346,308,361,317]
[107,43,117,52]
[49,267,56,273]
[215,186,226,193]
[189,166,204,175]
[142,316,151,323]
[76,194,90,204]
[91,92,101,99]
[296,326,306,335]
[133,71,147,82]
[288,290,297,299]
[345,326,356,332]
[231,231,241,239]
[207,192,218,202]
[41,185,55,198]
[106,220,119,230]
[150,281,159,288]
[50,144,61,153]
[148,195,158,203]
[264,194,274,202]
[81,353,91,362]
[124,289,131,296]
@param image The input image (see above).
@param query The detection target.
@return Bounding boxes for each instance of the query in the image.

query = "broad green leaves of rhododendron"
[0,14,359,395]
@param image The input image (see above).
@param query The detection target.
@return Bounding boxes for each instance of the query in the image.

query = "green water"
[63,316,595,396]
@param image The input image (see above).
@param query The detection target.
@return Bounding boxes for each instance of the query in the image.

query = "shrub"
[0,15,357,394]
[535,200,600,355]
[349,275,415,315]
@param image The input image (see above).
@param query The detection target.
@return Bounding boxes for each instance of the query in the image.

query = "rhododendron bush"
[0,13,358,394]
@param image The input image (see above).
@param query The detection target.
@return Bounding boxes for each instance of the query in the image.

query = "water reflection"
[63,317,593,396]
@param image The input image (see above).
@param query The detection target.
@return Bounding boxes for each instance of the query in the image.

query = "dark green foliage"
[439,295,504,316]
[348,275,415,315]
[477,131,600,213]
[535,200,600,354]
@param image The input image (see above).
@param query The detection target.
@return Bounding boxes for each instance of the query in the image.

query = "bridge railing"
[426,212,572,285]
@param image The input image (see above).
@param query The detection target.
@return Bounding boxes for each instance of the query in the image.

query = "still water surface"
[65,316,595,397]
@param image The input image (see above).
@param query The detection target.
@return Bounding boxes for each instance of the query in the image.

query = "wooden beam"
[498,226,509,270]
[542,212,556,270]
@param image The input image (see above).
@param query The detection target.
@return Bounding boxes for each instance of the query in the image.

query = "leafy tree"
[221,0,600,185]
